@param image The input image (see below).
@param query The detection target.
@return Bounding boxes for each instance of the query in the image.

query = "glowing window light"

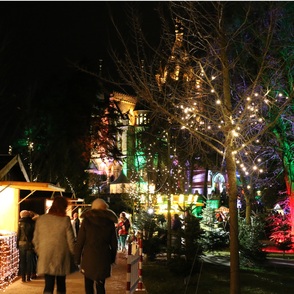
[188,194,193,203]
[179,194,184,203]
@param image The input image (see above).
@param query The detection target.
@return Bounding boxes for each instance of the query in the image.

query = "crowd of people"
[18,195,206,293]
[17,197,130,294]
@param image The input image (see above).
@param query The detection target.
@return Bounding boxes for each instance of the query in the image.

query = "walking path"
[2,252,129,294]
[202,253,294,268]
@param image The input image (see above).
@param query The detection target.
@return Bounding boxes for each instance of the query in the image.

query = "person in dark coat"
[29,210,39,279]
[17,210,35,282]
[74,198,118,294]
[171,213,182,254]
[71,212,80,240]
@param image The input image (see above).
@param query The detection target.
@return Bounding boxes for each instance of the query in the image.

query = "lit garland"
[156,60,290,196]
[0,231,19,292]
[172,63,289,189]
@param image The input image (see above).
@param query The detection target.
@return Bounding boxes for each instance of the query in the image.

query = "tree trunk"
[167,130,172,261]
[245,195,251,225]
[239,172,252,225]
[286,176,294,236]
[279,138,294,236]
[167,194,172,261]
[204,166,209,198]
[226,151,240,294]
[220,22,240,293]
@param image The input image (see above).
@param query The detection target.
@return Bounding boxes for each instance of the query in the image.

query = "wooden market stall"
[0,154,66,290]
[0,181,65,291]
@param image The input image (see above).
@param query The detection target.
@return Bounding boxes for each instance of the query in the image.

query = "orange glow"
[0,187,19,232]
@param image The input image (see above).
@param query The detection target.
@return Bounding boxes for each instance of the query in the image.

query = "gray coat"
[33,214,75,276]
[74,209,118,281]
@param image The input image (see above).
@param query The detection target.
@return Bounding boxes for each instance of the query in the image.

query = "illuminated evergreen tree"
[266,197,292,254]
[271,103,294,233]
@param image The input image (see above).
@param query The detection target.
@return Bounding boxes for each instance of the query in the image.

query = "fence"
[126,238,146,294]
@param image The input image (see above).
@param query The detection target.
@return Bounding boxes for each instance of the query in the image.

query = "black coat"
[74,209,118,281]
[17,216,35,250]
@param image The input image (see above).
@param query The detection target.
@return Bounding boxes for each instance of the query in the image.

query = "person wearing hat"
[74,198,118,294]
[17,210,35,282]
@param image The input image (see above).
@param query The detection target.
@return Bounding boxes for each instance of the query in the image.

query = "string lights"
[0,231,19,292]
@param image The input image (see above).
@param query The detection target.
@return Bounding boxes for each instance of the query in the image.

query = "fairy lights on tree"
[113,2,293,293]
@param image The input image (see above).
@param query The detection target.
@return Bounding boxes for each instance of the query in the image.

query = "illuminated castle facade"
[88,19,227,201]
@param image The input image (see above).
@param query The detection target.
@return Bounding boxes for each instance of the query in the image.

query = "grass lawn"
[142,253,294,294]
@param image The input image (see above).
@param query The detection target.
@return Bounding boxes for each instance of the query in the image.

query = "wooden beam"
[0,155,18,180]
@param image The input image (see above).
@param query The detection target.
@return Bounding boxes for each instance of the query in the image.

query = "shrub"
[200,227,229,252]
[238,216,266,266]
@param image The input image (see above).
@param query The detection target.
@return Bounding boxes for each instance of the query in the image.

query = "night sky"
[0,2,122,83]
[0,1,161,153]
[0,1,161,83]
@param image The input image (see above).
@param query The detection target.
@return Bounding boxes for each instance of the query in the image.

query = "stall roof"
[0,154,30,182]
[0,181,65,192]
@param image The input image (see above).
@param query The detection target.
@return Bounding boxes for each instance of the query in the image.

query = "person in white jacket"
[33,196,75,294]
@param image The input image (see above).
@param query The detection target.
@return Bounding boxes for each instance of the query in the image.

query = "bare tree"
[110,2,293,293]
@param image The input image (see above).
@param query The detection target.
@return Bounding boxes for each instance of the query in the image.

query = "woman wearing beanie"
[17,210,35,282]
[74,198,118,294]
